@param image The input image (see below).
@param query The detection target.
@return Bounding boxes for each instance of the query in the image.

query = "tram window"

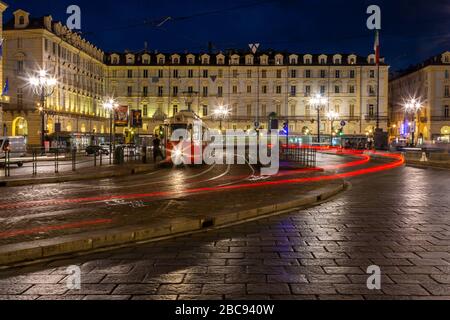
[171,124,187,132]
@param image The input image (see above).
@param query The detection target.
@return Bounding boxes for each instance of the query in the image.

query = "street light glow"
[213,105,231,118]
[404,97,422,113]
[309,94,328,110]
[28,70,58,94]
[326,111,339,121]
[103,98,119,110]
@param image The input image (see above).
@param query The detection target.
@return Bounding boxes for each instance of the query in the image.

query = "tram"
[158,110,210,165]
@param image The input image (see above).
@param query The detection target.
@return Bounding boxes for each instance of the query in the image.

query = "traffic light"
[154,125,165,138]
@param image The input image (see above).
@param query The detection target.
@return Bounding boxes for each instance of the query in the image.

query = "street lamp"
[404,98,422,146]
[213,105,231,132]
[103,98,119,163]
[28,69,58,151]
[326,110,339,146]
[309,94,328,144]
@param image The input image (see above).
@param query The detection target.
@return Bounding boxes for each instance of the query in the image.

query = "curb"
[0,165,156,187]
[406,160,450,171]
[0,182,346,268]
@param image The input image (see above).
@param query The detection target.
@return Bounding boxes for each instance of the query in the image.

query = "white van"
[0,136,27,167]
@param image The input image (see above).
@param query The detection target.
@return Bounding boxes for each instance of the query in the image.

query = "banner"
[131,109,143,128]
[114,105,129,127]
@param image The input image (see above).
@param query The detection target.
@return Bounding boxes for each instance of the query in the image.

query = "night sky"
[4,0,450,70]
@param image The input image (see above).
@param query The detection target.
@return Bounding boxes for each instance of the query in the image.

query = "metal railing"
[280,145,317,168]
[1,145,147,179]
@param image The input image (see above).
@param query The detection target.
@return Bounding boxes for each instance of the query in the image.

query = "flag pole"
[375,30,380,130]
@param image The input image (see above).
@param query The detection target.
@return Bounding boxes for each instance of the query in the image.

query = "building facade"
[106,51,389,139]
[1,6,390,147]
[2,9,108,147]
[389,52,450,143]
[0,1,9,136]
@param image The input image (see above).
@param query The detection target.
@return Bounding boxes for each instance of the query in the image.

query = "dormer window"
[14,10,31,28]
[443,53,450,64]
[333,55,342,64]
[112,57,119,64]
[126,55,135,65]
[303,55,312,65]
[231,55,240,65]
[142,54,150,65]
[157,55,165,65]
[246,55,254,65]
[260,55,268,65]
[201,54,210,65]
[275,55,283,65]
[289,55,298,65]
[186,55,195,65]
[171,55,180,64]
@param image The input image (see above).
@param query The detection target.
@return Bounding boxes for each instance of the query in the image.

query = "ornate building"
[389,52,450,143]
[0,1,9,136]
[105,50,389,137]
[1,8,108,147]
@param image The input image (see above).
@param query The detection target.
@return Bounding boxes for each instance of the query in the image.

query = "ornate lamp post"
[326,110,340,146]
[309,94,328,144]
[28,70,57,151]
[404,98,422,147]
[103,98,119,163]
[213,105,231,132]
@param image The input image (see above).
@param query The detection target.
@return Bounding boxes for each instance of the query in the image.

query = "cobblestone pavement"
[1,161,450,300]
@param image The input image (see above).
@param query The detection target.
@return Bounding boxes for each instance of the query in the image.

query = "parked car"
[85,145,109,156]
[0,136,26,167]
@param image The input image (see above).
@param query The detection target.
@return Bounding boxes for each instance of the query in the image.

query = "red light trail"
[0,152,404,211]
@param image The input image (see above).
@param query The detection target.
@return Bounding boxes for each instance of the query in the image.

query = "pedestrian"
[2,139,10,152]
[153,135,164,163]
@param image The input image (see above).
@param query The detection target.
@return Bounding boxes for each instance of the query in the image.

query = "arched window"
[12,117,28,136]
[19,16,25,25]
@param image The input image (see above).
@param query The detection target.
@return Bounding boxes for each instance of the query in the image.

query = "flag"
[374,30,380,65]
[1,78,8,96]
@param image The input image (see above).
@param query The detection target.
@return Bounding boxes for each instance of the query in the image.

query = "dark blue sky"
[5,0,450,70]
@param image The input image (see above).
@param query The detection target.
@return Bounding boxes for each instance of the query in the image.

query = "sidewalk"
[406,159,450,170]
[0,162,157,187]
[0,170,346,267]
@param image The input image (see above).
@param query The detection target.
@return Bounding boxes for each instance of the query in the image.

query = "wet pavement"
[0,153,349,245]
[0,154,137,178]
[3,152,449,299]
